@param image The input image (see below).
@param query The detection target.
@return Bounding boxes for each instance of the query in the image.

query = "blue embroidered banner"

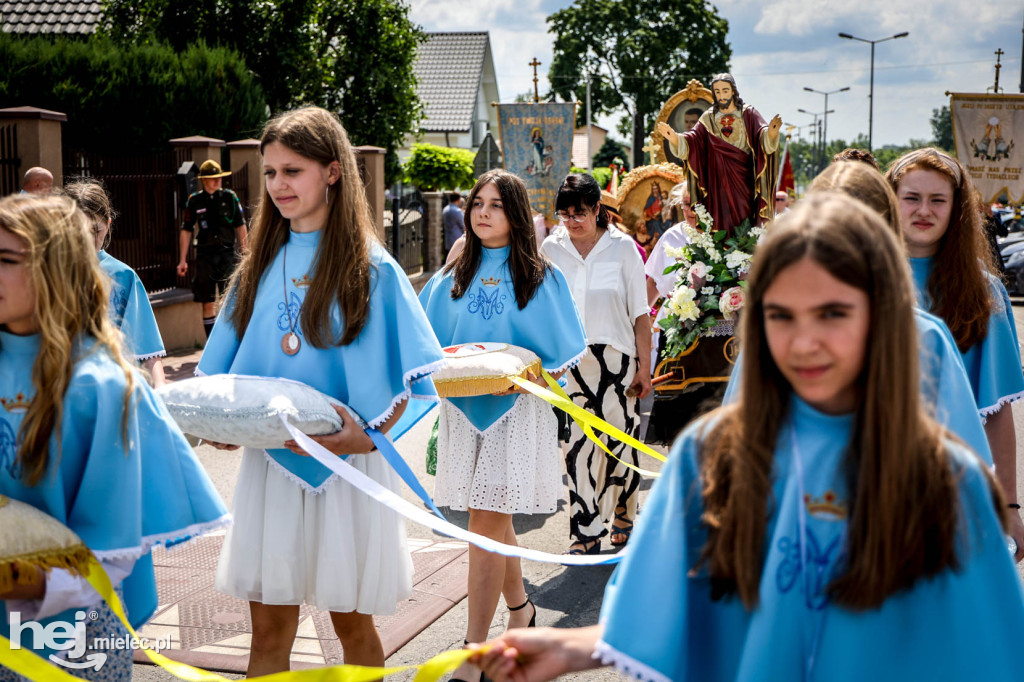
[497,103,577,218]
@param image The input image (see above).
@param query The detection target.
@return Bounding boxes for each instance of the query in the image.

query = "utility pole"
[994,48,1005,93]
[586,74,593,170]
[529,58,542,104]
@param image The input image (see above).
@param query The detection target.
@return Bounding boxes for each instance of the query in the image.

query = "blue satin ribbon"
[367,427,446,520]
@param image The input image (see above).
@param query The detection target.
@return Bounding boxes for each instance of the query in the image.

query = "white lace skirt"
[214,448,412,614]
[433,394,562,514]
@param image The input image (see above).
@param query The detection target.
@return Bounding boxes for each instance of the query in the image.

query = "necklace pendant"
[282,332,301,355]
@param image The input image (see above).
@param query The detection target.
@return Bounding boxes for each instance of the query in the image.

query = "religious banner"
[950,92,1024,203]
[496,103,576,216]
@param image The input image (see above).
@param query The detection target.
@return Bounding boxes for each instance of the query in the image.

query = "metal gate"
[63,150,183,293]
[0,125,20,196]
[384,185,426,275]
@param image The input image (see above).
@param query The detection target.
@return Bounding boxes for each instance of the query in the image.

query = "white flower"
[701,287,714,295]
[707,249,723,263]
[694,204,713,228]
[687,261,708,283]
[719,286,745,321]
[663,245,688,261]
[725,250,752,271]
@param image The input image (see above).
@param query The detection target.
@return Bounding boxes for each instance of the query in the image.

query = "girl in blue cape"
[419,169,586,682]
[886,148,1024,560]
[65,179,167,387]
[197,107,444,677]
[472,193,1024,682]
[0,195,229,681]
[724,160,992,464]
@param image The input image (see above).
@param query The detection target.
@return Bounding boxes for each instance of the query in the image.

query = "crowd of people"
[0,104,1022,682]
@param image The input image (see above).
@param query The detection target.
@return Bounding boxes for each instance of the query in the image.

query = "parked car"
[1001,235,1024,296]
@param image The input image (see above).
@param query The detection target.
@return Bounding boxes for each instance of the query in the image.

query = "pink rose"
[719,286,744,320]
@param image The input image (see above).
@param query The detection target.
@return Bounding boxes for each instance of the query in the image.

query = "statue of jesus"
[656,74,782,232]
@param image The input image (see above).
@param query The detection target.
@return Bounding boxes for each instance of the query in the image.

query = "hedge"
[0,34,267,155]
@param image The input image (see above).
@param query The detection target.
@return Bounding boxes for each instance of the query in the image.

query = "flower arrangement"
[658,204,765,356]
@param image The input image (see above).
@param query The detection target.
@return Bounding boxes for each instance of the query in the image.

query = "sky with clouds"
[409,0,1024,149]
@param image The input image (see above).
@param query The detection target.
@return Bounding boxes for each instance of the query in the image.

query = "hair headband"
[890,149,963,186]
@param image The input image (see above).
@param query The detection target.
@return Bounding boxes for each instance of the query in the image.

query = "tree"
[548,0,730,168]
[592,138,630,171]
[100,0,424,181]
[930,105,954,152]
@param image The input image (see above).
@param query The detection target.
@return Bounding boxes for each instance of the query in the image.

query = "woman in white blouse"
[541,174,652,555]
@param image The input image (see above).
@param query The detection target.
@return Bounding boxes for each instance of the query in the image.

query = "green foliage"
[590,167,612,189]
[930,105,954,152]
[100,0,424,181]
[548,0,730,167]
[592,138,630,171]
[403,143,475,192]
[0,34,265,154]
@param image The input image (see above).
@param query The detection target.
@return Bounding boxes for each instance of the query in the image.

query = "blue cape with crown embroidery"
[598,398,1024,682]
[98,250,166,360]
[418,245,587,431]
[0,332,229,656]
[910,257,1024,418]
[723,308,992,465]
[198,231,444,490]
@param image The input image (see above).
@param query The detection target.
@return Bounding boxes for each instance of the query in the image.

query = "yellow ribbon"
[0,556,477,681]
[509,372,666,478]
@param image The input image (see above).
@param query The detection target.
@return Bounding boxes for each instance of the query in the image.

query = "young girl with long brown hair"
[197,107,444,675]
[418,169,586,682]
[886,148,1024,560]
[0,194,228,680]
[725,160,992,463]
[471,193,1024,682]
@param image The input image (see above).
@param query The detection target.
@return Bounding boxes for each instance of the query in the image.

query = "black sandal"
[565,538,602,555]
[508,597,537,628]
[451,640,487,682]
[611,511,634,547]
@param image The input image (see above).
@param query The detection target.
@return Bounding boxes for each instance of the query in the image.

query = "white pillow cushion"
[432,342,542,398]
[156,374,365,450]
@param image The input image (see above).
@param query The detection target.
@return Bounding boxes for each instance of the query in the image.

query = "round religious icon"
[616,163,688,245]
[651,80,715,165]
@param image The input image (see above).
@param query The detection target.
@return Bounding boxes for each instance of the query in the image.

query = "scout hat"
[197,159,232,179]
[600,189,620,216]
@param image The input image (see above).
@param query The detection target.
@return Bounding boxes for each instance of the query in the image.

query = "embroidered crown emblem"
[291,274,312,288]
[480,277,501,286]
[803,491,847,521]
[0,392,30,413]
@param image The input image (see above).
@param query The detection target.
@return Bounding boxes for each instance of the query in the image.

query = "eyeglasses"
[557,210,589,224]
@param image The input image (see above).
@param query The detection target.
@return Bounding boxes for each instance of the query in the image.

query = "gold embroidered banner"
[496,102,576,217]
[950,92,1024,203]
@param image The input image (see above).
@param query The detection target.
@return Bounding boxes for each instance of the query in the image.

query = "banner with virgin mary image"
[950,92,1024,203]
[497,103,576,217]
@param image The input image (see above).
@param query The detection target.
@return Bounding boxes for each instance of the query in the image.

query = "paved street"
[135,299,1024,680]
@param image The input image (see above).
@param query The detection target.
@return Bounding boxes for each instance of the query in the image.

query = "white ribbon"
[279,415,623,566]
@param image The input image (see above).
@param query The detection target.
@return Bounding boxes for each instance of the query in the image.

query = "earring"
[325,185,330,205]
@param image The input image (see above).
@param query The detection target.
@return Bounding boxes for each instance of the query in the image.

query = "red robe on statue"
[678,106,778,233]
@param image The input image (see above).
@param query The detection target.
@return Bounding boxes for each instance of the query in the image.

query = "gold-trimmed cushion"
[432,343,542,398]
[0,495,92,594]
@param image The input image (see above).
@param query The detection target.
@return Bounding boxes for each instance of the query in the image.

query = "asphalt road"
[136,299,1024,679]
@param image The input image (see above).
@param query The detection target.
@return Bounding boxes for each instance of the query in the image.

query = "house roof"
[414,32,491,133]
[1,0,103,34]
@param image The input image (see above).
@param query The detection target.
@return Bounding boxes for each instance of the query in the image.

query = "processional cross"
[993,48,1004,93]
[529,58,542,103]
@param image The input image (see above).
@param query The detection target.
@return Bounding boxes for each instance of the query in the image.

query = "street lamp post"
[798,108,833,174]
[803,86,849,161]
[838,31,909,151]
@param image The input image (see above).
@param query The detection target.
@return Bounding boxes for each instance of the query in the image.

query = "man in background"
[442,192,464,257]
[21,167,53,194]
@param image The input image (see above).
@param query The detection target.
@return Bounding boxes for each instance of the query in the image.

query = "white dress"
[215,447,413,614]
[433,395,562,514]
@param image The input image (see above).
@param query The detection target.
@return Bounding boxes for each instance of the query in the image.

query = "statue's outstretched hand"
[767,115,783,140]
[656,121,678,146]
